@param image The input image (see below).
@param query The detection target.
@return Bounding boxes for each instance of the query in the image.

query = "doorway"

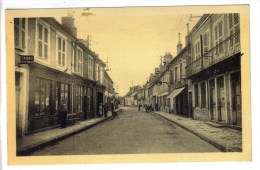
[209,80,216,120]
[217,76,226,122]
[231,72,241,125]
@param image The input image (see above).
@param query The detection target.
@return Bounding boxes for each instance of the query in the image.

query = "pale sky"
[56,7,201,96]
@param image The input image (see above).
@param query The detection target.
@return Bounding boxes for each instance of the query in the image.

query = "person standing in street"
[111,102,115,119]
[58,99,68,128]
[138,104,142,111]
[99,103,103,117]
[104,103,108,117]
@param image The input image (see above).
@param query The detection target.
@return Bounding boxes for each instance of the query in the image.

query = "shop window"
[75,85,83,112]
[55,82,70,112]
[34,78,51,116]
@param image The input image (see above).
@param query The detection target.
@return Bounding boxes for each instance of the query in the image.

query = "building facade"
[15,17,113,135]
[186,14,241,126]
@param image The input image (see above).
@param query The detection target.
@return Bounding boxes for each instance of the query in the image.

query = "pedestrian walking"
[104,103,108,117]
[138,104,142,111]
[111,102,118,119]
[58,99,67,128]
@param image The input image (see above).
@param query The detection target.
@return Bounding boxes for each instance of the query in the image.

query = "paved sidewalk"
[154,111,242,152]
[17,112,113,155]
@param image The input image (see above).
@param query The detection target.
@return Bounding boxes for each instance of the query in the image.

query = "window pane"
[38,24,42,40]
[40,80,46,114]
[44,44,48,59]
[62,53,65,66]
[58,37,61,50]
[44,28,48,43]
[15,27,19,47]
[229,14,233,29]
[22,18,26,29]
[22,30,25,49]
[38,41,42,57]
[58,52,61,65]
[14,18,19,26]
[46,81,51,111]
[34,92,40,114]
[219,22,223,37]
[63,40,66,52]
[235,26,240,44]
[55,83,59,111]
[234,13,239,24]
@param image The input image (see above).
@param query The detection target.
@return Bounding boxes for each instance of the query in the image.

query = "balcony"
[187,30,240,77]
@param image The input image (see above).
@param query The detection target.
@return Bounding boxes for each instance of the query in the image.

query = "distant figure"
[58,99,67,128]
[111,102,118,119]
[138,104,142,111]
[98,103,103,117]
[104,103,108,117]
[155,103,158,111]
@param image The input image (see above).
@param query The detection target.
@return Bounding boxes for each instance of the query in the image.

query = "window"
[34,78,51,116]
[194,40,201,60]
[57,36,66,67]
[175,67,178,83]
[77,85,83,112]
[229,14,233,29]
[214,19,224,55]
[229,13,240,49]
[55,82,70,112]
[203,32,209,54]
[37,22,49,60]
[75,47,83,75]
[88,56,94,79]
[179,63,183,79]
[14,18,26,50]
[234,13,239,24]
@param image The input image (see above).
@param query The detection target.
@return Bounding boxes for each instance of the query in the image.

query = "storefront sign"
[19,55,34,64]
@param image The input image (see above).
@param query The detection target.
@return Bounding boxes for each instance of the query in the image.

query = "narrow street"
[31,107,220,155]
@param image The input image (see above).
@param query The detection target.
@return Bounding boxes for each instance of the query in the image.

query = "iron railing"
[187,30,240,77]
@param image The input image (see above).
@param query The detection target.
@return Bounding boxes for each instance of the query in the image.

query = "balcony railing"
[187,30,240,77]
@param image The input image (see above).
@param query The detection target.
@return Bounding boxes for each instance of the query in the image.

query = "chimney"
[163,52,173,66]
[61,17,77,37]
[177,33,183,54]
[185,23,191,45]
[186,23,190,34]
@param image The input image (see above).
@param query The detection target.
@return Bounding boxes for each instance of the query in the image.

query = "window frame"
[56,32,67,68]
[14,18,28,51]
[88,55,94,80]
[33,78,52,116]
[213,16,224,55]
[36,19,50,63]
[75,46,83,75]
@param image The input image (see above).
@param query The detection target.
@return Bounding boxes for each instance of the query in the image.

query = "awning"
[167,87,185,99]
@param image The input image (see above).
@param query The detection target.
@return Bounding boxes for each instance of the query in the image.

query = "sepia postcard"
[5,5,251,165]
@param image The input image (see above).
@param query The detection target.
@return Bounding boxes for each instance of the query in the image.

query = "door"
[188,92,193,118]
[217,76,226,122]
[231,72,241,125]
[15,73,21,136]
[209,80,216,120]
